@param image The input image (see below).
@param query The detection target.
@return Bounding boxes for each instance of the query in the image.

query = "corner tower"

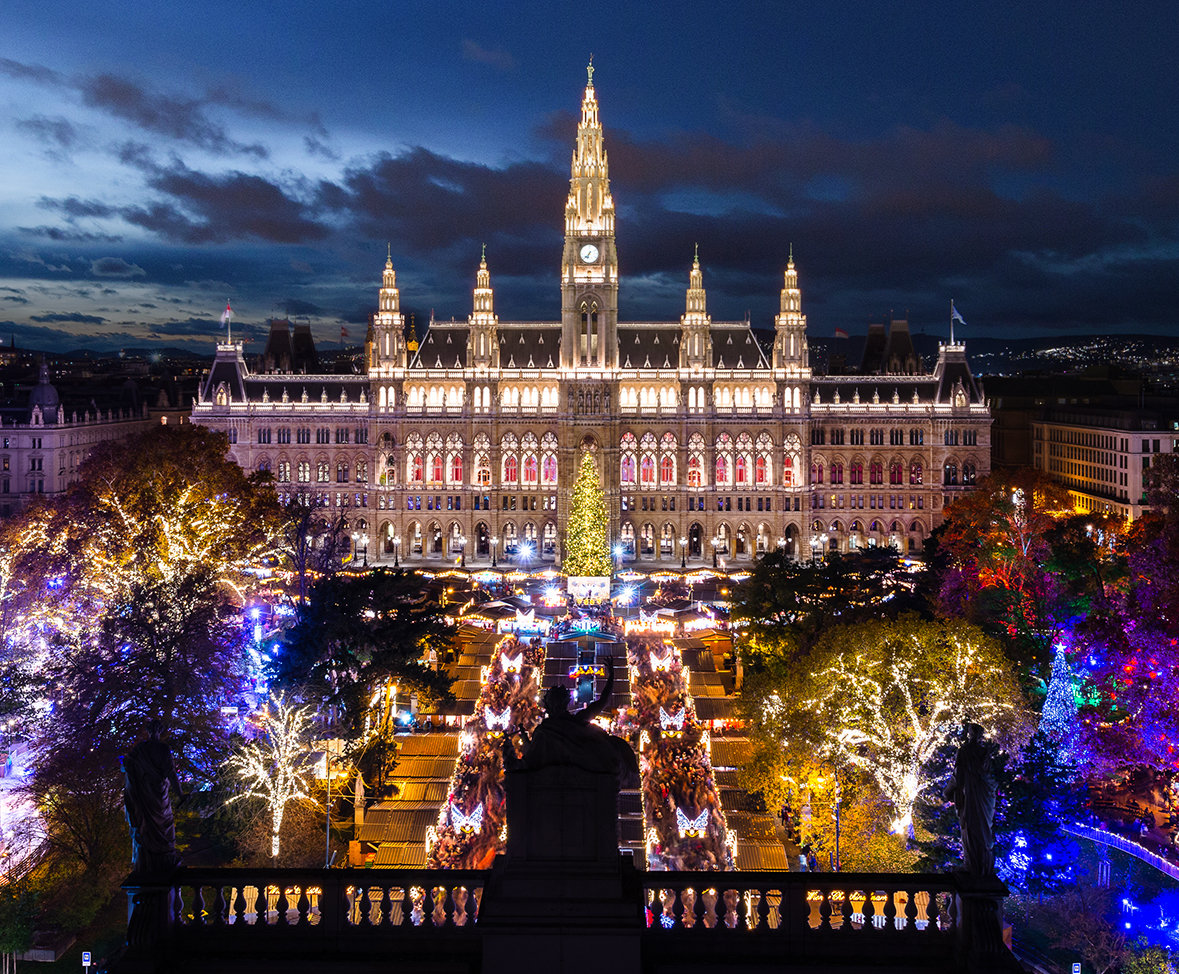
[679,247,712,369]
[467,246,499,369]
[772,248,808,369]
[370,248,407,371]
[561,60,619,370]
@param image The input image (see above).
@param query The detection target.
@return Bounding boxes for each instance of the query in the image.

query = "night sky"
[1,1,1176,353]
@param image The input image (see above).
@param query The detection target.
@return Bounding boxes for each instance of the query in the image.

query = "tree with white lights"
[806,616,1027,837]
[563,452,612,577]
[226,695,319,860]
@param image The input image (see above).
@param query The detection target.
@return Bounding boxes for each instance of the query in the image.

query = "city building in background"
[1033,406,1178,520]
[192,72,992,567]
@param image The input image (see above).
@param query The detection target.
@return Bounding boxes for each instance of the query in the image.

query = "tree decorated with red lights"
[937,469,1122,667]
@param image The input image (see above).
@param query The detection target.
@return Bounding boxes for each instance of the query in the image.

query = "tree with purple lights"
[1,425,285,899]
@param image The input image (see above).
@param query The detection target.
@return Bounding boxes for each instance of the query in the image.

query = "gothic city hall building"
[193,71,991,569]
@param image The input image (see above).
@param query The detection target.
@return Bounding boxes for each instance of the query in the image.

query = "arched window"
[735,433,753,487]
[411,455,423,482]
[688,433,706,488]
[755,433,773,487]
[810,462,823,485]
[476,455,491,486]
[783,434,802,488]
[278,460,291,482]
[869,461,883,485]
[620,432,637,486]
[890,461,903,485]
[523,455,539,484]
[639,433,657,490]
[640,454,656,485]
[962,462,976,485]
[541,432,558,486]
[850,462,863,485]
[317,461,330,482]
[356,459,368,483]
[298,461,310,483]
[450,454,463,483]
[337,461,349,483]
[430,454,443,483]
[504,454,519,483]
[659,432,677,485]
[909,461,923,485]
[830,462,843,485]
[943,462,958,485]
[715,433,733,487]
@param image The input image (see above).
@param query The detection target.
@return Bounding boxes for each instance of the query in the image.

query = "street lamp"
[351,531,359,566]
[679,535,688,569]
[458,534,467,568]
[491,535,499,568]
[362,532,369,567]
[393,534,401,568]
[613,543,624,573]
[712,535,723,568]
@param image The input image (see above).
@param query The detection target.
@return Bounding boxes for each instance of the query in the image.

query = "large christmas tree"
[564,452,613,577]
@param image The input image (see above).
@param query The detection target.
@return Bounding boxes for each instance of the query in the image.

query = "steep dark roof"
[497,325,561,369]
[618,325,681,369]
[812,377,939,405]
[933,345,985,405]
[709,323,770,369]
[241,375,369,404]
[201,346,247,402]
[291,322,319,373]
[411,324,470,369]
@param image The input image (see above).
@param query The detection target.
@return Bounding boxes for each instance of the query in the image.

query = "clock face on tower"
[579,243,599,264]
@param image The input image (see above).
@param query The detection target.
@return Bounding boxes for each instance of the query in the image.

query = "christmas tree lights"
[563,452,613,578]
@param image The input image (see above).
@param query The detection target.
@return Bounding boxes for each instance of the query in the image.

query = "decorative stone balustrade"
[117,865,1013,973]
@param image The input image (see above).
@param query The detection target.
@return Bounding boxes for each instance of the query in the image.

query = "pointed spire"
[587,55,594,88]
[694,241,699,264]
[481,241,487,262]
[387,241,392,261]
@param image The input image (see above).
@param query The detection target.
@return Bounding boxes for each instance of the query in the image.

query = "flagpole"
[949,299,955,345]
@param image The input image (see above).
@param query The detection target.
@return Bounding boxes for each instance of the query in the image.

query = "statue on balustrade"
[946,722,1000,878]
[508,656,638,786]
[123,719,183,875]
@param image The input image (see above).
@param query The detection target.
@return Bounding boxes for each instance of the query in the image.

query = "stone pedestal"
[955,874,1024,974]
[479,764,643,974]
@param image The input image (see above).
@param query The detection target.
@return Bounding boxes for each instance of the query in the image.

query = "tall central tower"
[561,61,619,370]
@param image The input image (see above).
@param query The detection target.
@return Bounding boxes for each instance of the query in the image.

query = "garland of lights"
[426,635,546,868]
[621,633,734,871]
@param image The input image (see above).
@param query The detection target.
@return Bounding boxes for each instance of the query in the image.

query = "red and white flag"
[220,301,233,328]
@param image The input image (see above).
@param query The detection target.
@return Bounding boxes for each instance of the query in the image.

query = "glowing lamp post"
[711,535,724,568]
[613,543,625,573]
[679,535,688,569]
[362,532,369,567]
[458,534,467,568]
[393,534,401,568]
[491,535,499,568]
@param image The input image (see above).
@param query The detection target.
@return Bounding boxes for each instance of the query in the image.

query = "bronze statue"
[510,657,638,785]
[123,719,183,874]
[946,723,999,878]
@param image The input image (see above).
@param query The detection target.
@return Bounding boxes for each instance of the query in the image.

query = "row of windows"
[266,459,370,484]
[813,493,926,511]
[256,427,369,445]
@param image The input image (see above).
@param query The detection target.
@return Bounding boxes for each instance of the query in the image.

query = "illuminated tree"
[226,695,319,860]
[270,569,452,742]
[936,469,1109,666]
[733,547,926,654]
[804,616,1028,836]
[563,452,612,577]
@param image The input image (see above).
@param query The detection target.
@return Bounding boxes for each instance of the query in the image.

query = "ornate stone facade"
[192,69,991,568]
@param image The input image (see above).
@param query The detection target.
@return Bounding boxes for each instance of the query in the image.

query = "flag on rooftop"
[220,300,233,328]
[950,301,966,326]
